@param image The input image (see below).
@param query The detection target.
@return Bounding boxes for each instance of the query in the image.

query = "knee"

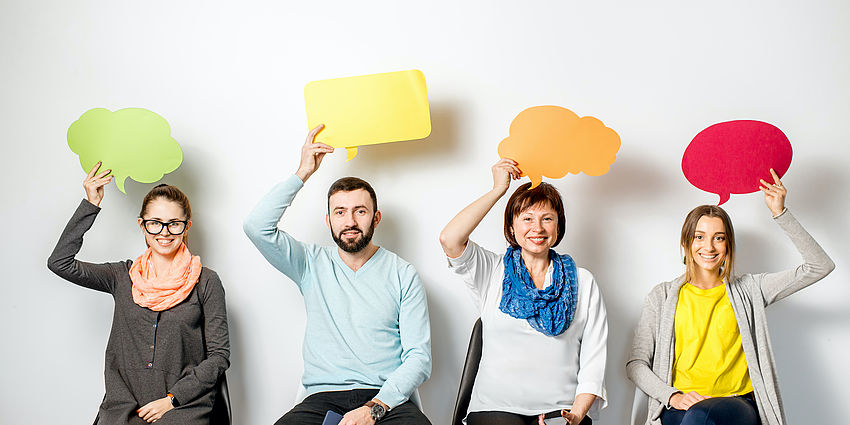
[682,397,757,425]
[681,401,713,424]
[273,412,300,425]
[385,402,431,425]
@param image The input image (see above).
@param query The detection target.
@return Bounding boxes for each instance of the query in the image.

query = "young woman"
[627,169,834,425]
[440,159,607,425]
[48,163,230,424]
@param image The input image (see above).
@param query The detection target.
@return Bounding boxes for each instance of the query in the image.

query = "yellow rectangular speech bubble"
[304,69,431,160]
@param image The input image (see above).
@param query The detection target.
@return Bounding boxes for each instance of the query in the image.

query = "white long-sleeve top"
[448,241,608,420]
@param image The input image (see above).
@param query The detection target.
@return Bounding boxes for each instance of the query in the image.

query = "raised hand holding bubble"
[295,124,334,183]
[492,158,521,193]
[83,161,113,207]
[759,168,787,216]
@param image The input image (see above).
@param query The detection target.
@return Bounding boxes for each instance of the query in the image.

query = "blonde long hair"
[680,205,735,283]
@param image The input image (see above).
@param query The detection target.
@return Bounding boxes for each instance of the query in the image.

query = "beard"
[331,222,375,253]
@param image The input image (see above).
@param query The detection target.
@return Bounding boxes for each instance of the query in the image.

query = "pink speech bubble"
[682,120,792,205]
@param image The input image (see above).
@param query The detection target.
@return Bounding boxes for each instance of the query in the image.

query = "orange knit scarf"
[129,243,202,311]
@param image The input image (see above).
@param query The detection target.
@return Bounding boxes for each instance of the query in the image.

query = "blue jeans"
[660,394,759,425]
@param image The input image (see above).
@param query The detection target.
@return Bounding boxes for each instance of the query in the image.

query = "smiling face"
[503,182,566,251]
[511,202,559,256]
[690,215,728,274]
[326,189,380,253]
[138,198,191,258]
[680,205,736,283]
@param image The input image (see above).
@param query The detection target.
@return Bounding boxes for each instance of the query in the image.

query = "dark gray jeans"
[275,389,431,425]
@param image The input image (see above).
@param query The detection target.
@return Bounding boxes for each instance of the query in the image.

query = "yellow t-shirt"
[672,283,753,396]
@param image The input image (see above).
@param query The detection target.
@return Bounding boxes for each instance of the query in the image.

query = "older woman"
[626,169,834,425]
[440,159,607,425]
[47,163,230,424]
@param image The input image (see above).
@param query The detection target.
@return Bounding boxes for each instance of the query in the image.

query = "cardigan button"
[147,362,152,367]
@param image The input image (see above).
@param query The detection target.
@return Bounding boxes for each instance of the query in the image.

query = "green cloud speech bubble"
[67,108,183,193]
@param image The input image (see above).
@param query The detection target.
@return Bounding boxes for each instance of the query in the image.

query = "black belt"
[542,410,565,419]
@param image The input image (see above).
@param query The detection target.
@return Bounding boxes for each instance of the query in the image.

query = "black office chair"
[210,373,232,425]
[452,318,483,425]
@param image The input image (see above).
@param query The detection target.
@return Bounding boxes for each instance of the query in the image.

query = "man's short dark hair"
[327,177,378,211]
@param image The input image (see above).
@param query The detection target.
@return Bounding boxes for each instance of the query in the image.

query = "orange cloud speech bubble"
[497,105,621,188]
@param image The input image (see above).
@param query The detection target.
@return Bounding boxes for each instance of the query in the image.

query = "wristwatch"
[364,400,386,421]
[167,392,178,407]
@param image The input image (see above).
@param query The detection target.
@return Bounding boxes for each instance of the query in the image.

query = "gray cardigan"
[626,210,835,425]
[48,200,230,425]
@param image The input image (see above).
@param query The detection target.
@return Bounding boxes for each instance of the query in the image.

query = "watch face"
[370,404,386,420]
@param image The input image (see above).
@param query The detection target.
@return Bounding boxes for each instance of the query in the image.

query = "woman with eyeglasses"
[48,163,230,424]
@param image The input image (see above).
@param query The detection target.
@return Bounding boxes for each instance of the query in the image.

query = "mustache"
[338,226,362,235]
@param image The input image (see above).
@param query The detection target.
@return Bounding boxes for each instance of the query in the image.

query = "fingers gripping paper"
[67,108,183,193]
[498,105,621,188]
[682,120,792,205]
[304,70,431,161]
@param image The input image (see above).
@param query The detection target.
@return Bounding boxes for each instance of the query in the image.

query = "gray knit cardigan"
[626,210,835,425]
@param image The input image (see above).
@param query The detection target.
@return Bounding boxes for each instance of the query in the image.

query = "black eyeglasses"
[141,219,188,235]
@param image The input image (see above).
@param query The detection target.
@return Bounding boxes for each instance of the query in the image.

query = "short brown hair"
[328,177,377,212]
[680,205,736,283]
[504,182,566,248]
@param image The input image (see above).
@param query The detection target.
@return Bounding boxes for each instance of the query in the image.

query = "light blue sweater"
[243,175,432,408]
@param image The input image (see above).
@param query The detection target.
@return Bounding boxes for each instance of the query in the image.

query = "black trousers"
[274,389,431,425]
[467,410,593,425]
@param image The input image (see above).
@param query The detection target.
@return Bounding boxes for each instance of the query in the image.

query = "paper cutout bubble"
[682,120,792,205]
[497,105,621,188]
[304,69,431,161]
[67,108,183,193]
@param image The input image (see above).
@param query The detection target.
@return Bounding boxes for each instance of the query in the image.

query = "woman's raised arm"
[439,158,521,258]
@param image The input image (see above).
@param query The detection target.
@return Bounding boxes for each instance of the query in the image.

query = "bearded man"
[243,125,432,425]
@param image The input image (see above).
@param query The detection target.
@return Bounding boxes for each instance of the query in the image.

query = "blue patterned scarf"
[499,246,578,337]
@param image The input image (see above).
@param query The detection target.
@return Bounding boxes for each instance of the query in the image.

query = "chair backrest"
[630,387,649,425]
[197,278,232,425]
[210,373,232,425]
[452,318,483,425]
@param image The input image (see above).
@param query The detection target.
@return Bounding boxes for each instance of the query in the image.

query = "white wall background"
[2,1,848,424]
